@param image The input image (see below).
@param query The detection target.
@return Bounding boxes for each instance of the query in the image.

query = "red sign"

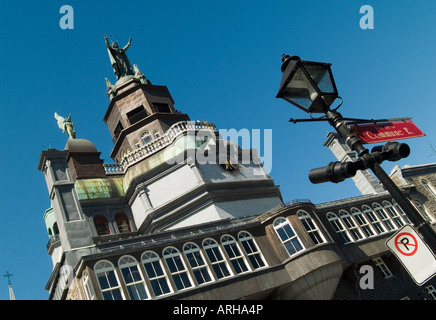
[351,120,425,144]
[394,232,418,256]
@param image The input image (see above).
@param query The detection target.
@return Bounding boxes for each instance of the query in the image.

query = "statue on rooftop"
[54,112,76,139]
[104,35,134,80]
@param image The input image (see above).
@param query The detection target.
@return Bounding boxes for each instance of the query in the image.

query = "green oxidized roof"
[75,177,125,200]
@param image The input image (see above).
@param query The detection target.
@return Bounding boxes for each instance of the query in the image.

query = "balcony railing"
[104,121,217,175]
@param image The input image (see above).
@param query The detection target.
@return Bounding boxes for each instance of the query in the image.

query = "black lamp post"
[276,53,436,253]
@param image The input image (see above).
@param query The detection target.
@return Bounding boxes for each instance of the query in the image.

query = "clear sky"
[1,0,435,300]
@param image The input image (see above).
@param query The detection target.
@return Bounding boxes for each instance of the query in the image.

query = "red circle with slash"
[394,232,418,256]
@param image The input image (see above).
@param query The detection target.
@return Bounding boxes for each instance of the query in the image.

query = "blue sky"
[1,0,435,300]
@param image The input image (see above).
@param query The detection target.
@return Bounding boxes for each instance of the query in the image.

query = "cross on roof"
[3,271,13,286]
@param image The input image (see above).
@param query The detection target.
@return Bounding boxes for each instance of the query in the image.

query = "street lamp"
[276,54,338,114]
[276,53,436,253]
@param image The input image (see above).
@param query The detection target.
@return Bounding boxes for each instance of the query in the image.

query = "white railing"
[104,121,217,175]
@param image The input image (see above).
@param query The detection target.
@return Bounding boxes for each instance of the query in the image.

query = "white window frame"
[94,260,125,300]
[237,231,267,269]
[362,205,386,234]
[373,257,393,278]
[273,217,305,255]
[183,242,214,285]
[327,213,352,244]
[382,200,406,228]
[118,255,150,300]
[339,210,364,241]
[297,210,326,245]
[426,285,436,300]
[220,235,250,274]
[373,203,396,231]
[141,251,172,297]
[82,271,95,300]
[162,247,193,292]
[202,238,233,280]
[351,207,375,238]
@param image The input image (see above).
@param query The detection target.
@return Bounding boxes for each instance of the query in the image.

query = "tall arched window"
[118,255,149,300]
[53,222,59,237]
[413,200,432,222]
[115,212,131,233]
[153,130,160,139]
[362,205,385,234]
[237,231,267,269]
[351,207,374,237]
[297,210,325,245]
[327,213,352,244]
[94,215,110,236]
[273,217,304,255]
[392,200,412,224]
[134,140,141,149]
[422,179,436,199]
[202,239,232,279]
[94,260,124,300]
[382,201,405,228]
[339,210,364,241]
[82,271,95,300]
[373,203,396,231]
[183,242,213,285]
[141,251,172,297]
[221,235,249,274]
[163,247,192,291]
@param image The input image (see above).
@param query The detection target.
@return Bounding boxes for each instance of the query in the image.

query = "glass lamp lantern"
[276,54,339,113]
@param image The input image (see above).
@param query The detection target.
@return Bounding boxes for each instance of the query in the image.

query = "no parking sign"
[386,225,436,286]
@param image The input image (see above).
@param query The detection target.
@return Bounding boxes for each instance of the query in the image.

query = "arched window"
[383,201,405,228]
[183,243,213,285]
[413,200,432,222]
[162,247,192,291]
[373,203,396,231]
[53,222,59,237]
[134,140,141,149]
[118,255,149,300]
[153,130,160,139]
[339,210,364,241]
[422,179,436,199]
[82,271,95,300]
[115,213,131,233]
[202,239,232,279]
[141,251,172,297]
[392,200,412,224]
[141,131,152,145]
[327,213,352,244]
[94,260,124,300]
[362,205,385,234]
[94,215,110,236]
[297,210,325,245]
[351,207,374,237]
[237,231,266,269]
[273,217,304,255]
[221,235,249,274]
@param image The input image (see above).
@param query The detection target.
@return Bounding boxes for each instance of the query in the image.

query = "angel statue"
[104,35,134,80]
[54,112,76,139]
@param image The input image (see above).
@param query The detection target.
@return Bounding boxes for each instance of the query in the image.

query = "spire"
[3,271,15,300]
